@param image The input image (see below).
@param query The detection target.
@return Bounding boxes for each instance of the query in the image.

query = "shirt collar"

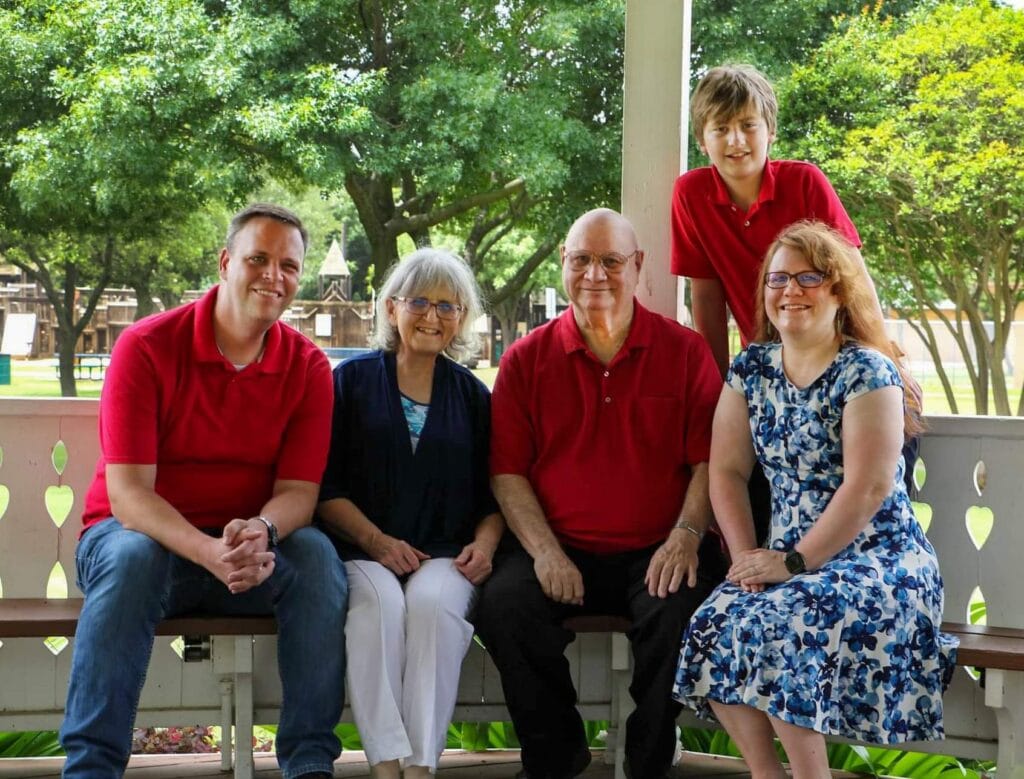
[555,299,654,358]
[192,285,285,373]
[709,158,777,208]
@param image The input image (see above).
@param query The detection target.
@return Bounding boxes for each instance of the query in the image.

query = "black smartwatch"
[784,550,806,575]
[255,515,279,548]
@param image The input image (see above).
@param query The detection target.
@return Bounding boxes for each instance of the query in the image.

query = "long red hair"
[754,220,924,437]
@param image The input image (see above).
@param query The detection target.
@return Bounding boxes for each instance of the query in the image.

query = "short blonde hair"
[371,248,484,362]
[691,64,778,142]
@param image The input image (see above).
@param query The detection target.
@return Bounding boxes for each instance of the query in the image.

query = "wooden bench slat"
[4,603,1023,672]
[942,622,1024,641]
[0,599,276,638]
[942,622,1024,672]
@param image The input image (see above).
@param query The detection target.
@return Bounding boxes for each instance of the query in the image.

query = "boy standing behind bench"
[60,203,347,779]
[671,64,877,376]
[671,65,893,542]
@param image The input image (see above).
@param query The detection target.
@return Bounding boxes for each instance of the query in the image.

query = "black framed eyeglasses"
[764,271,828,289]
[391,296,465,320]
[563,249,638,274]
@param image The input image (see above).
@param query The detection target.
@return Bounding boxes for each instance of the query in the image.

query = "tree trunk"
[366,228,400,291]
[132,271,157,320]
[490,294,529,362]
[345,172,400,288]
[497,313,517,363]
[4,237,114,397]
[902,312,959,415]
[56,331,79,398]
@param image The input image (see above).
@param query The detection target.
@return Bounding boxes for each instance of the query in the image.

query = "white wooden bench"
[1,401,1023,778]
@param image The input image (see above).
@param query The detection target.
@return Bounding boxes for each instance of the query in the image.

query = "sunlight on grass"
[0,359,102,398]
[1,356,1020,414]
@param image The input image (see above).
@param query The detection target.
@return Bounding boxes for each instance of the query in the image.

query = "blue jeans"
[60,518,348,779]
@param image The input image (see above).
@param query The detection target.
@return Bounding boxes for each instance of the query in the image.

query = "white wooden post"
[622,0,692,323]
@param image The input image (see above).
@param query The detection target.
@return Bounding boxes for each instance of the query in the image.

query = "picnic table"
[55,353,111,381]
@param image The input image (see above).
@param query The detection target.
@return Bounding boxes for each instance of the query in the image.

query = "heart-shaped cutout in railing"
[965,505,994,551]
[0,485,8,521]
[912,501,932,534]
[44,485,74,528]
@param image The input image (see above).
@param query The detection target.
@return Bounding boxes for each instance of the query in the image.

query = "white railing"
[0,400,1022,776]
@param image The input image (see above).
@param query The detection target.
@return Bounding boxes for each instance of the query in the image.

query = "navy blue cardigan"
[318,350,498,560]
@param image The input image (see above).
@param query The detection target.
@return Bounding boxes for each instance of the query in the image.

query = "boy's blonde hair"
[691,64,778,142]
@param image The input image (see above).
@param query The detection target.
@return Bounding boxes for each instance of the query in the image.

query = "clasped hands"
[204,517,276,595]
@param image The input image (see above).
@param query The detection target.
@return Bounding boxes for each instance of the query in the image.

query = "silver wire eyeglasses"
[563,250,638,274]
[764,271,828,289]
[391,296,465,320]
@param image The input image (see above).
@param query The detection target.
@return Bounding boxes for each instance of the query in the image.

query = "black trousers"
[475,537,725,779]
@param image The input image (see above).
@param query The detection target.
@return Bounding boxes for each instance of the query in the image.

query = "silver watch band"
[673,519,704,541]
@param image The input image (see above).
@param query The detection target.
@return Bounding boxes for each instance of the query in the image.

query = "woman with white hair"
[318,248,503,779]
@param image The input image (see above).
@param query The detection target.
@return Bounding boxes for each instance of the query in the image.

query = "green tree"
[220,0,624,308]
[116,211,226,320]
[686,0,930,167]
[691,0,928,82]
[778,0,1024,414]
[0,0,257,395]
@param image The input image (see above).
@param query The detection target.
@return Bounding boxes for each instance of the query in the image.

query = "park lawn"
[0,358,1018,414]
[0,378,102,398]
[0,360,102,398]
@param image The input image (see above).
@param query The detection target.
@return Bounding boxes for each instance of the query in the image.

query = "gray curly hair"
[371,248,484,362]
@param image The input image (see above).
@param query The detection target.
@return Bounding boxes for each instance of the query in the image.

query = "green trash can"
[0,354,9,385]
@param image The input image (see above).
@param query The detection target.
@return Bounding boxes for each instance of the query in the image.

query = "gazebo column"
[621,0,692,323]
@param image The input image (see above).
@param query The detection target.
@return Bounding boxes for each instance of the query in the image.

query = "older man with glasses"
[475,208,726,779]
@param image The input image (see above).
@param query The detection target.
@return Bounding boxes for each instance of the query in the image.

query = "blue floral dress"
[672,342,957,743]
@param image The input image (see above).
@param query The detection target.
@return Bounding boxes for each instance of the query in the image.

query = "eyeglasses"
[391,296,465,320]
[764,271,828,289]
[563,250,638,274]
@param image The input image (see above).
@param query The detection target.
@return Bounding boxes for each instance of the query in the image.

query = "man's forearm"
[109,464,219,566]
[259,479,320,539]
[676,462,714,536]
[491,474,563,560]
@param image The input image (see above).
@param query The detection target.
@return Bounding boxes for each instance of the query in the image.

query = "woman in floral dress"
[672,221,956,778]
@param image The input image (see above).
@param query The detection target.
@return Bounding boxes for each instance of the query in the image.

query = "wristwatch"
[255,515,279,548]
[784,550,806,575]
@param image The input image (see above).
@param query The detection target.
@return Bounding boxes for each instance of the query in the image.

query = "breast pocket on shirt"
[631,396,685,461]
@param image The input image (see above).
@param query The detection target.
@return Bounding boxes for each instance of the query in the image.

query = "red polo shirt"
[490,302,721,554]
[81,286,332,533]
[670,159,860,343]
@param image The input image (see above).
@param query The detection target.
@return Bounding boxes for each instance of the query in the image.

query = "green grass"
[0,359,102,398]
[1,357,1019,414]
[473,365,498,389]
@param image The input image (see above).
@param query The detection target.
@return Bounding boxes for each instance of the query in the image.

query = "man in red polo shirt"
[60,204,346,779]
[476,209,725,779]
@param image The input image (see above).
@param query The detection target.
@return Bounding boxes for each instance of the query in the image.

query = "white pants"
[344,558,477,769]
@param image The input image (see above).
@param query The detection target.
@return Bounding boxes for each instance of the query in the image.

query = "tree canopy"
[218,0,625,300]
[0,0,257,393]
[0,1,625,393]
[778,0,1024,414]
